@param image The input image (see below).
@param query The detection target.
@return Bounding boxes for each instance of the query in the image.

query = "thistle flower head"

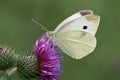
[34,33,62,80]
[0,45,39,80]
[0,46,8,53]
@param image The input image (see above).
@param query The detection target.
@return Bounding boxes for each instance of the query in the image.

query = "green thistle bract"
[15,53,39,80]
[0,49,15,71]
[0,46,40,80]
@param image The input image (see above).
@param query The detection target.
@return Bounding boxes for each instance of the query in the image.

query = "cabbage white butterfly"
[43,10,100,59]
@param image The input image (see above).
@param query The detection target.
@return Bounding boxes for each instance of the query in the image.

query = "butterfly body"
[46,10,100,59]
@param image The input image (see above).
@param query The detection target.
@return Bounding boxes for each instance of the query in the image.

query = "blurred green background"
[0,0,120,80]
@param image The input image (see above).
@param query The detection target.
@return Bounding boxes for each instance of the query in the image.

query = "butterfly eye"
[83,26,88,29]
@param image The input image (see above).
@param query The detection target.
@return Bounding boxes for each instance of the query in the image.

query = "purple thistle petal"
[0,46,8,53]
[34,33,62,80]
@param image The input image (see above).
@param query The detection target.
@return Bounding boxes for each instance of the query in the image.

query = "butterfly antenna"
[32,19,48,32]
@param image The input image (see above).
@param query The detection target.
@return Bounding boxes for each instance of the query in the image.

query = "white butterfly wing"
[54,10,94,33]
[55,30,96,59]
[55,15,100,36]
[51,10,100,59]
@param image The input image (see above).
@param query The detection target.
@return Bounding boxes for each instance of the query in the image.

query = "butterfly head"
[46,31,56,42]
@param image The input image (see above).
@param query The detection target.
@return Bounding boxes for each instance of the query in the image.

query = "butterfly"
[34,10,100,59]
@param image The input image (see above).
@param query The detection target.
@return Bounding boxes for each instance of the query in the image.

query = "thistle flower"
[0,46,8,53]
[34,33,62,80]
[0,46,14,71]
[0,46,39,80]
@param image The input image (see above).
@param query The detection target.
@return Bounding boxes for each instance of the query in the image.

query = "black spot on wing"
[83,26,88,29]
